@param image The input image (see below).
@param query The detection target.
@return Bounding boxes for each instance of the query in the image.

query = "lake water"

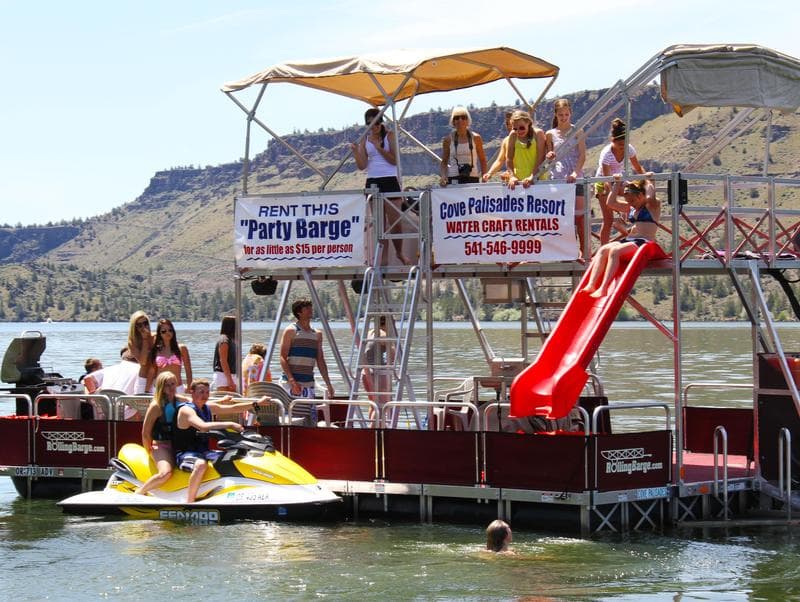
[1,321,800,600]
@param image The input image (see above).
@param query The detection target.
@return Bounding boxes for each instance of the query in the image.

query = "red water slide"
[510,241,667,419]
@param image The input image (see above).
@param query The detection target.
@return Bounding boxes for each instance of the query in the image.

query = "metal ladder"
[347,242,424,427]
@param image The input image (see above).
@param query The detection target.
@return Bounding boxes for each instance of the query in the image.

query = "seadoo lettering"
[159,509,220,524]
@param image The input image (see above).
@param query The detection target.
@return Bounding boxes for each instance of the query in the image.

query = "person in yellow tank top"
[505,109,547,189]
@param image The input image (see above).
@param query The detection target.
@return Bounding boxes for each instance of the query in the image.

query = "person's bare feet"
[589,288,607,299]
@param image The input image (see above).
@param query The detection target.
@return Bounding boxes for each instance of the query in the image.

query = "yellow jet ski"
[59,430,341,523]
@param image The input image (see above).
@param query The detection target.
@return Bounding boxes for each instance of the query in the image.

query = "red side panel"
[682,406,754,458]
[287,427,377,481]
[383,430,478,485]
[0,417,32,465]
[511,242,667,419]
[483,432,589,491]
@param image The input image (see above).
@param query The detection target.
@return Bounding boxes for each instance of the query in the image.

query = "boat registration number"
[635,486,669,499]
[14,466,57,477]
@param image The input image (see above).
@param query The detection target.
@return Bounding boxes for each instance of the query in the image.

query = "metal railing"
[33,393,112,419]
[591,402,671,434]
[381,400,478,431]
[713,425,729,520]
[779,427,793,521]
[0,393,33,416]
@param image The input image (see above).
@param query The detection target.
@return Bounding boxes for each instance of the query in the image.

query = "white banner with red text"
[431,183,578,263]
[234,193,366,269]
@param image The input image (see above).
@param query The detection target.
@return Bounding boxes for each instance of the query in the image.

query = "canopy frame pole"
[763,110,773,177]
[241,83,268,195]
[322,103,393,190]
[367,71,415,186]
[225,90,327,181]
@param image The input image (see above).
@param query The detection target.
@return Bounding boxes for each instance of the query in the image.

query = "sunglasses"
[513,125,528,131]
[452,115,468,121]
[159,328,174,334]
[136,320,149,328]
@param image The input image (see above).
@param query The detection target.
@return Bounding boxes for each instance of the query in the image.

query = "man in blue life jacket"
[174,378,271,503]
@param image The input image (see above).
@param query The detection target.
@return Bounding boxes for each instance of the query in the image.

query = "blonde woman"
[506,110,546,189]
[440,106,487,186]
[135,372,181,496]
[546,99,587,256]
[127,310,154,394]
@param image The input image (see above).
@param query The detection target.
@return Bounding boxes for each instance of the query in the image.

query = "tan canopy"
[221,47,559,106]
[659,44,800,116]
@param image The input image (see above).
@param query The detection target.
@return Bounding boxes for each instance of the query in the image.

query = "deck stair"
[347,242,424,427]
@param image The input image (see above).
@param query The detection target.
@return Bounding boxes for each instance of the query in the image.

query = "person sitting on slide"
[581,174,659,299]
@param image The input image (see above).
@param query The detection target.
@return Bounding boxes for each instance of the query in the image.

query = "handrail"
[779,427,792,521]
[481,402,590,436]
[713,425,729,520]
[34,393,112,419]
[591,402,671,434]
[0,393,33,416]
[291,398,379,428]
[382,400,479,431]
[682,382,754,407]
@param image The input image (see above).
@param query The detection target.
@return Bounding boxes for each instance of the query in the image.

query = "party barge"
[2,45,800,534]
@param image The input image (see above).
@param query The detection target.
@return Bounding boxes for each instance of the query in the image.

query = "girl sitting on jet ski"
[136,372,181,496]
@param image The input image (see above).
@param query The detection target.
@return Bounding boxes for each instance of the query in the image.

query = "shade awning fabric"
[221,47,559,106]
[659,44,800,116]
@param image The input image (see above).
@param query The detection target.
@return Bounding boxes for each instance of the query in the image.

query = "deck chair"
[116,395,153,421]
[432,378,475,431]
[247,381,325,427]
[97,389,128,420]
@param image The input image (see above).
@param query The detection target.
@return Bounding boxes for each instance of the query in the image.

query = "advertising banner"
[235,193,366,269]
[431,183,578,264]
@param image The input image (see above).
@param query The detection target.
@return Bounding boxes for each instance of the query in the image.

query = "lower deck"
[0,405,780,535]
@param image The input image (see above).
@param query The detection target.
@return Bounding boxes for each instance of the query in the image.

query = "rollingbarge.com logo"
[41,431,105,455]
[601,447,663,475]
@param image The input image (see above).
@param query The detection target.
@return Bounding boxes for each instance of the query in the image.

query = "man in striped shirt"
[279,299,335,402]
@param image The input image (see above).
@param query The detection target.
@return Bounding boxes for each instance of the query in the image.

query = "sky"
[1,0,797,227]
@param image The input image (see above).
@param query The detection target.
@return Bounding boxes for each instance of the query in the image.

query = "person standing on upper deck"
[546,99,587,257]
[350,107,410,265]
[279,299,334,402]
[506,110,547,189]
[440,106,488,186]
[594,118,645,244]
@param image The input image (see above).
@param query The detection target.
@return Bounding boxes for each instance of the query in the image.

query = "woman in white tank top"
[351,108,410,264]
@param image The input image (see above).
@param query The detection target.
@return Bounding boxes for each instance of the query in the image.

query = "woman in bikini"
[145,318,192,393]
[582,175,659,299]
